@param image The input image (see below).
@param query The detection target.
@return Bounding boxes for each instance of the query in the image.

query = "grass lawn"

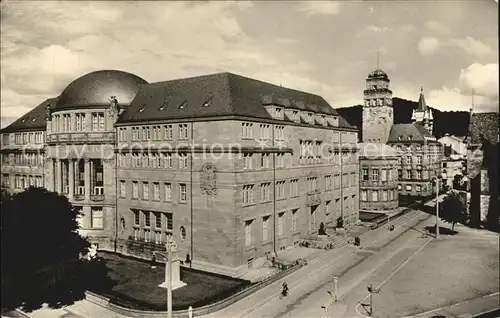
[94,252,251,311]
[373,225,500,317]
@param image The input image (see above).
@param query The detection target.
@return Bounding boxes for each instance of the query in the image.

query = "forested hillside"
[337,97,473,140]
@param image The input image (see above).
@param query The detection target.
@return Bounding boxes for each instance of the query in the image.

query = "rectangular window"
[243,153,252,169]
[416,185,422,192]
[276,153,285,168]
[381,169,387,182]
[242,184,254,205]
[154,231,162,245]
[119,180,126,198]
[165,213,173,231]
[153,182,160,200]
[291,209,298,232]
[398,184,402,190]
[260,153,270,169]
[134,210,140,226]
[372,190,378,202]
[372,169,379,181]
[405,184,412,191]
[98,113,105,131]
[276,181,286,199]
[382,190,388,201]
[417,171,422,180]
[362,168,369,181]
[245,220,253,246]
[262,216,269,242]
[164,183,172,202]
[163,153,172,168]
[416,156,422,165]
[91,207,104,229]
[179,183,187,203]
[179,124,188,139]
[261,182,271,202]
[144,211,151,227]
[325,175,332,190]
[163,125,173,140]
[179,153,188,169]
[290,179,299,197]
[132,181,139,199]
[142,182,149,200]
[277,212,284,237]
[241,122,253,139]
[144,229,151,242]
[361,190,367,201]
[154,212,161,228]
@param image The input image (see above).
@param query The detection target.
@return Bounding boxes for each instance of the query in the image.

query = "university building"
[360,68,442,198]
[0,70,359,275]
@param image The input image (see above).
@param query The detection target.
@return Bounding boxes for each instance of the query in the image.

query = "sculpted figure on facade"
[200,163,217,195]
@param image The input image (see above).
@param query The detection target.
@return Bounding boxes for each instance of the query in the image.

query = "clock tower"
[362,69,394,143]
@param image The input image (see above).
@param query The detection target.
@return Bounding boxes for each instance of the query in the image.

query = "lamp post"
[333,276,339,302]
[367,284,381,316]
[432,177,440,239]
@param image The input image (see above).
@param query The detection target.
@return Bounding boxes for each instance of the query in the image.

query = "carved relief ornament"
[200,163,217,195]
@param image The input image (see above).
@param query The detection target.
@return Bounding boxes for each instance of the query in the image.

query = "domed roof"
[368,69,388,79]
[55,70,148,109]
[358,142,398,158]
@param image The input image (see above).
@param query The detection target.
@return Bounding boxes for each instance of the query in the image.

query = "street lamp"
[431,176,441,239]
[366,284,381,316]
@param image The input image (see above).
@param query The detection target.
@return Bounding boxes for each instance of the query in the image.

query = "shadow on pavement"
[424,225,458,236]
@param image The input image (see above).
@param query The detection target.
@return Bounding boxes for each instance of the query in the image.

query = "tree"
[439,190,468,232]
[1,187,113,311]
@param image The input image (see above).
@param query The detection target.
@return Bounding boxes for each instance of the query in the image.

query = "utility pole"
[333,276,339,302]
[435,177,440,239]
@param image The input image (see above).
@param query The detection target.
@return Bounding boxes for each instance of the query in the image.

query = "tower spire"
[421,85,423,93]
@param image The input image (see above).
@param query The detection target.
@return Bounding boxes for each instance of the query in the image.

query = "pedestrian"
[188,305,193,318]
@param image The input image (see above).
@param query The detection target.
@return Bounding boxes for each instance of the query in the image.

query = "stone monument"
[156,237,186,290]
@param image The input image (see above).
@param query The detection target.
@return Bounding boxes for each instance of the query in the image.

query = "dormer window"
[179,102,187,109]
[408,136,412,140]
[203,99,211,107]
[398,136,402,140]
[275,108,282,118]
[31,118,37,122]
[138,106,145,113]
[307,113,313,124]
[321,115,326,126]
[293,110,299,121]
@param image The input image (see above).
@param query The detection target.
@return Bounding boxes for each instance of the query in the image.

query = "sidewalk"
[407,292,499,318]
[202,209,427,318]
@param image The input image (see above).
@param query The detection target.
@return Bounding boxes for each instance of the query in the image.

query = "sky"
[1,0,498,128]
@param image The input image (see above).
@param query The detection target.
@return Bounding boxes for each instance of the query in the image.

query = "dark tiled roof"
[1,98,57,133]
[118,72,345,124]
[468,112,499,144]
[387,123,435,143]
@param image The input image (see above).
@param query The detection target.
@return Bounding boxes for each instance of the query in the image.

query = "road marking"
[402,292,500,318]
[353,237,433,317]
[240,210,427,318]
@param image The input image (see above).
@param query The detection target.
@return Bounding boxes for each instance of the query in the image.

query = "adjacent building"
[358,143,399,213]
[465,111,499,229]
[360,68,441,199]
[0,70,359,276]
[438,134,467,189]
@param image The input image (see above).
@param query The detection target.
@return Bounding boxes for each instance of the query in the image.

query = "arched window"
[180,226,186,241]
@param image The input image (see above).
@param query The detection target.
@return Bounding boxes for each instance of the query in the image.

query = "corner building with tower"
[0,70,359,276]
[360,68,442,209]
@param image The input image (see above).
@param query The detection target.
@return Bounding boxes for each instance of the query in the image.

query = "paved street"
[15,205,499,318]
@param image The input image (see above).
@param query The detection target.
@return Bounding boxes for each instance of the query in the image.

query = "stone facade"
[358,143,399,213]
[0,70,360,275]
[362,69,393,144]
